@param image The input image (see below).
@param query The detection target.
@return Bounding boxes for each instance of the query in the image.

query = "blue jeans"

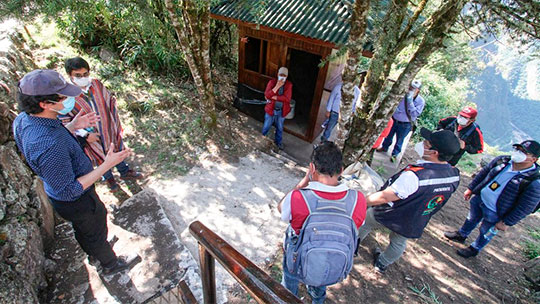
[282,255,327,304]
[262,110,285,146]
[458,195,500,251]
[103,161,129,180]
[381,120,412,156]
[321,111,339,142]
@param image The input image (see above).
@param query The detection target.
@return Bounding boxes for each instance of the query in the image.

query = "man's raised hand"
[72,111,100,130]
[104,143,132,168]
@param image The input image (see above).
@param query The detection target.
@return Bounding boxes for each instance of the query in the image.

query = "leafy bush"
[523,228,540,260]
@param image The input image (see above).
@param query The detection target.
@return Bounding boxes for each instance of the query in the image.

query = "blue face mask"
[54,97,76,115]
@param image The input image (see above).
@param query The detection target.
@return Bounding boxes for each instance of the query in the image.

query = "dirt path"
[229,151,539,304]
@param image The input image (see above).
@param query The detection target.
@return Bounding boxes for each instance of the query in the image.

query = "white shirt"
[388,160,438,200]
[280,181,349,222]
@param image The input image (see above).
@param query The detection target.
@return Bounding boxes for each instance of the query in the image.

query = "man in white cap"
[262,67,293,150]
[377,79,425,162]
[13,69,134,276]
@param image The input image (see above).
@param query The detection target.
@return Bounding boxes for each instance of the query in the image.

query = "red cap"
[459,106,477,119]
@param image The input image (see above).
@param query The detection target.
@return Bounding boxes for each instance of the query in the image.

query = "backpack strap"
[460,122,478,139]
[298,189,357,216]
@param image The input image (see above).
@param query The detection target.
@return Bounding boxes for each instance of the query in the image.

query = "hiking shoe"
[106,177,120,192]
[277,143,284,150]
[390,155,397,163]
[375,147,387,153]
[102,257,130,276]
[373,248,387,273]
[444,231,467,243]
[457,246,479,258]
[120,169,144,180]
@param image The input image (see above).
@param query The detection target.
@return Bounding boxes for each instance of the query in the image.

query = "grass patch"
[409,282,442,304]
[523,228,540,260]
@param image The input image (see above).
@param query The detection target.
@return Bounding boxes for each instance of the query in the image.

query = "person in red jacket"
[437,106,484,166]
[262,67,293,150]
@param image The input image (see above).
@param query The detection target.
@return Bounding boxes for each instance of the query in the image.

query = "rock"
[0,264,39,304]
[524,256,540,289]
[99,48,117,62]
[33,178,55,250]
[0,217,45,290]
[342,161,385,195]
[0,194,5,221]
[47,189,201,303]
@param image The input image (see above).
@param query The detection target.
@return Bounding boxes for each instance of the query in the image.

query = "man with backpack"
[358,128,461,273]
[437,106,484,166]
[278,141,367,303]
[444,140,540,258]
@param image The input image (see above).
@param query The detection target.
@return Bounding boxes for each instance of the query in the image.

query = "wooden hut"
[211,0,372,142]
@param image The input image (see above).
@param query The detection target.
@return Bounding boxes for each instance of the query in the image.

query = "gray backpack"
[285,189,359,287]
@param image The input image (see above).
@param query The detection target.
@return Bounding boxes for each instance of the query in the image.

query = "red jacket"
[264,79,292,117]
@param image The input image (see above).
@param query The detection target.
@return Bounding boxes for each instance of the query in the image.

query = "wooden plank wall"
[237,25,332,141]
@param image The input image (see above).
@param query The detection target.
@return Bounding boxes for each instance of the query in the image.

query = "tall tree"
[342,0,467,164]
[333,0,371,148]
[164,0,217,129]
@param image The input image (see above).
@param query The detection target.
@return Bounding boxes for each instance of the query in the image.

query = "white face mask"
[73,77,91,87]
[511,150,527,163]
[278,76,286,82]
[457,116,469,126]
[414,142,425,158]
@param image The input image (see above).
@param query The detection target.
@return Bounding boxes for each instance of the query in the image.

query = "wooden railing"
[189,221,303,304]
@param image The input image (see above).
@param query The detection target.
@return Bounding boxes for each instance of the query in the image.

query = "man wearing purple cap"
[445,140,540,258]
[12,69,133,275]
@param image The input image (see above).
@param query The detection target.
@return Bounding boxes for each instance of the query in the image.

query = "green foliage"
[210,20,238,69]
[523,228,540,260]
[409,282,442,304]
[15,0,190,74]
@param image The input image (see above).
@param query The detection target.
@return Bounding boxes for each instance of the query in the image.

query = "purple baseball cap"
[19,69,82,97]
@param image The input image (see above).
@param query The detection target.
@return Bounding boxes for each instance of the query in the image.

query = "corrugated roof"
[211,0,353,45]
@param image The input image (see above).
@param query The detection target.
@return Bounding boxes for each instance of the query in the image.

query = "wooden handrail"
[189,221,303,304]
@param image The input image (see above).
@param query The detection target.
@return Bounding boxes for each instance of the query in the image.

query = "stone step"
[46,189,201,304]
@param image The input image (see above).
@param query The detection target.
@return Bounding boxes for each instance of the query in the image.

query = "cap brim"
[57,83,82,97]
[420,127,432,141]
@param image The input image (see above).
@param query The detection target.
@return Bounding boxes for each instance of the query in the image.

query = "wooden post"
[199,244,216,304]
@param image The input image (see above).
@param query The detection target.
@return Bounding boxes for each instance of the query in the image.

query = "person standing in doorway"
[63,57,143,192]
[262,67,292,150]
[377,80,425,162]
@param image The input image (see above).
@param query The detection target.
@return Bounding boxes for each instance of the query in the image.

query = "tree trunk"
[164,0,217,129]
[336,0,426,148]
[333,0,371,148]
[342,0,467,164]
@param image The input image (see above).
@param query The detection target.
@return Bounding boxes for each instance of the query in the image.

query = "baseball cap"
[278,67,288,77]
[411,80,422,89]
[420,127,460,155]
[19,69,82,97]
[459,106,478,119]
[513,140,540,157]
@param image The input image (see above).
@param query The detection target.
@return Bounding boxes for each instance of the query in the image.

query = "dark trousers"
[50,187,117,267]
[381,120,412,156]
